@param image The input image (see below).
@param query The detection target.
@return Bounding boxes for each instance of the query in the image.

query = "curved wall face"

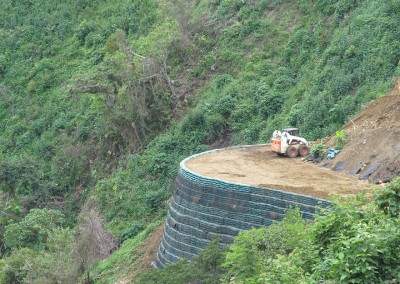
[155,150,331,268]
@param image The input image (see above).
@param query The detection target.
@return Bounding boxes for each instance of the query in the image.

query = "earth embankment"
[326,81,400,182]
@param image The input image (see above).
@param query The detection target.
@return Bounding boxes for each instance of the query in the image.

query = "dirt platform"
[185,146,371,200]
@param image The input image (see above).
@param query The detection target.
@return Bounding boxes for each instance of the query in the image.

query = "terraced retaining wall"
[155,147,331,268]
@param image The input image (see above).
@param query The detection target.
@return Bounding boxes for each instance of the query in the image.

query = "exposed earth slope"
[328,79,400,182]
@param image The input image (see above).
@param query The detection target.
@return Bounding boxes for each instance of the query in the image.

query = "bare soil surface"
[186,146,370,200]
[116,223,165,284]
[325,78,400,182]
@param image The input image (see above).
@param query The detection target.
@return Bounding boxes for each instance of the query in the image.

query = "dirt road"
[185,146,371,200]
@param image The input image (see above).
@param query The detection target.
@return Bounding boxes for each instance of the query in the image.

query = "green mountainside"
[0,0,399,283]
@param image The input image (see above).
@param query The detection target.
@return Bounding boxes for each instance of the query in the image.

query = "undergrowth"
[136,180,400,283]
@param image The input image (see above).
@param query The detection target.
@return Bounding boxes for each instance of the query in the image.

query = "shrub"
[205,113,227,140]
[222,208,309,283]
[375,177,400,217]
[214,74,233,89]
[120,222,144,242]
[258,255,307,284]
[144,189,169,212]
[136,239,226,284]
[180,108,205,133]
[0,227,78,284]
[239,119,266,144]
[311,143,326,158]
[311,197,400,283]
[0,157,43,196]
[258,91,284,118]
[214,95,236,117]
[230,98,257,131]
[74,20,97,45]
[335,130,345,150]
[0,248,38,284]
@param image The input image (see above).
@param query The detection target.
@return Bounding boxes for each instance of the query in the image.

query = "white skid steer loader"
[271,128,310,158]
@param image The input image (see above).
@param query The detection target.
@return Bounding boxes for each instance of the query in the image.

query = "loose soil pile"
[186,146,370,200]
[326,79,400,182]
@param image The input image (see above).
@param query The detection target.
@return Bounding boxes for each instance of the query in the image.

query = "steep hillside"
[0,0,400,283]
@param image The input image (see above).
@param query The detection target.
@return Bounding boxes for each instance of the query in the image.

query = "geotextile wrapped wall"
[155,148,331,268]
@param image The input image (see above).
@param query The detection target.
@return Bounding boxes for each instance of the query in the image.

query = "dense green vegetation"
[139,179,400,283]
[0,0,399,282]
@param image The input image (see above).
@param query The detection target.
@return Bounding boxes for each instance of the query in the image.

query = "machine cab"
[282,128,300,136]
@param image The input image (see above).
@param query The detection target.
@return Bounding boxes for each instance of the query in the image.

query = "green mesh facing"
[155,146,331,268]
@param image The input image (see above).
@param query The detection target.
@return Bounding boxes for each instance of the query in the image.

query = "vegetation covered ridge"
[0,0,399,283]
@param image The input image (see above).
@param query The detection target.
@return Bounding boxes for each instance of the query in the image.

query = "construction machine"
[271,128,310,158]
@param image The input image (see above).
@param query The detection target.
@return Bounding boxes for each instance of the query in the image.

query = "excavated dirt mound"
[326,79,400,182]
[186,146,370,200]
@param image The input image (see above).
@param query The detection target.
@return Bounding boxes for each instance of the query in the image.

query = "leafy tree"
[0,248,38,284]
[4,208,65,249]
[0,199,23,255]
[0,228,78,284]
[72,23,179,151]
[0,158,42,197]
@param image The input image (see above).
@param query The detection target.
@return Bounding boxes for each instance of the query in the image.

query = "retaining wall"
[155,146,331,269]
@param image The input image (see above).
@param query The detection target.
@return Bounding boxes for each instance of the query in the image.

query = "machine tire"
[286,146,298,158]
[299,145,310,157]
